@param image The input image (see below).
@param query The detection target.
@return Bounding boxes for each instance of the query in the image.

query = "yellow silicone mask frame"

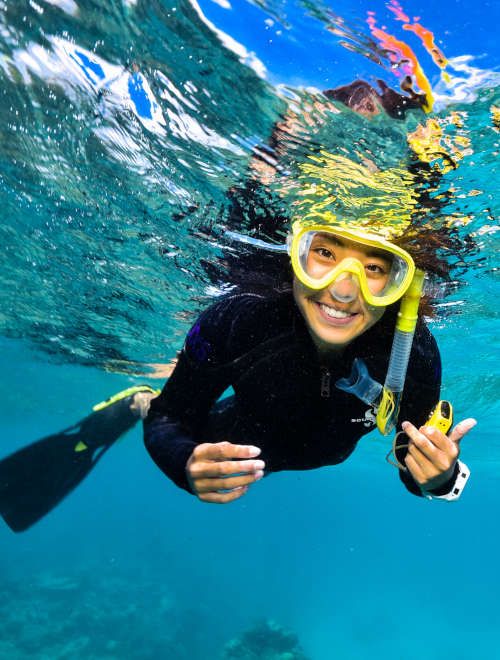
[288,221,416,307]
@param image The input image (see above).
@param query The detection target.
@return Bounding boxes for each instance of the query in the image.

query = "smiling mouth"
[316,302,359,324]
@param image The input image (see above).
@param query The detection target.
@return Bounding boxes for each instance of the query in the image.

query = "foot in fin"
[0,385,159,533]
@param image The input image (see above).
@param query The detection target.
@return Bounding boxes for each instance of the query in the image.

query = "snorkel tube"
[336,269,425,436]
[376,269,425,434]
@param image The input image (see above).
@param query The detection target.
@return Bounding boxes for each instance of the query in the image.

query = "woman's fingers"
[195,471,264,494]
[402,420,459,487]
[402,422,451,466]
[404,453,427,484]
[448,418,477,445]
[186,441,266,503]
[199,486,249,504]
[405,441,437,475]
[194,441,261,462]
[190,458,265,480]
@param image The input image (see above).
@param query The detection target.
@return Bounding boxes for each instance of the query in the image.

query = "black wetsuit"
[144,291,448,497]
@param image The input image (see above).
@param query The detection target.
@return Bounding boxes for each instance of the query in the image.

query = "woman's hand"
[186,441,265,503]
[402,418,477,492]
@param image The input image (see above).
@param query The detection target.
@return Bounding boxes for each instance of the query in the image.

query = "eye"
[313,246,335,260]
[365,261,390,277]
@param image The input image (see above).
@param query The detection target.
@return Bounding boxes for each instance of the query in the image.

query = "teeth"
[320,303,352,319]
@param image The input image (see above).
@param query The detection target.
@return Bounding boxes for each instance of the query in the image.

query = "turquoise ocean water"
[0,0,499,658]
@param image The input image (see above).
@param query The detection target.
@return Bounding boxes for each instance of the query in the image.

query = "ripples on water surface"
[1,0,498,407]
[0,0,499,657]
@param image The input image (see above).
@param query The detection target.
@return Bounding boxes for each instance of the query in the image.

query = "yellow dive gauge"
[427,400,453,434]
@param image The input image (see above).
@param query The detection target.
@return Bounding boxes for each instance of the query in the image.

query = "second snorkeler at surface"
[140,216,476,504]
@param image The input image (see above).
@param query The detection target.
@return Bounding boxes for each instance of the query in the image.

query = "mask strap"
[225,231,288,253]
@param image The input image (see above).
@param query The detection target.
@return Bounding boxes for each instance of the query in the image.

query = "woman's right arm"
[144,354,265,501]
[143,403,199,493]
[143,331,229,492]
[143,301,266,501]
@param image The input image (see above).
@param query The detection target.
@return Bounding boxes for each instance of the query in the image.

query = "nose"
[328,272,359,304]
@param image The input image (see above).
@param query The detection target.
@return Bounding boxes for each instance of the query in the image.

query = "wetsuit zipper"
[320,366,331,398]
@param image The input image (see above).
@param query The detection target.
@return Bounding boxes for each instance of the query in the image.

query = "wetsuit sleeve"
[395,322,450,497]
[143,304,233,492]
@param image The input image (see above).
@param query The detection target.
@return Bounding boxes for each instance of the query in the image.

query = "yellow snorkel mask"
[287,220,416,307]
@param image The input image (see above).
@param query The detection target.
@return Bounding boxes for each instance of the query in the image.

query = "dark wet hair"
[201,243,293,297]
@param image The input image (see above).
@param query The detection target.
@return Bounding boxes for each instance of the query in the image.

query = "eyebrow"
[365,248,393,261]
[314,233,342,246]
[315,233,392,261]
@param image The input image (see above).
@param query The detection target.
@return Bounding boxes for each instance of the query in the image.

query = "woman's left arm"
[396,322,477,499]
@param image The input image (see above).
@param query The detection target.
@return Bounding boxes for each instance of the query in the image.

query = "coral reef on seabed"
[0,568,204,659]
[1,566,311,660]
[221,619,310,660]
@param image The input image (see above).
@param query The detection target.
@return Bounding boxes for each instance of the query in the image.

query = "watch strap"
[421,460,470,501]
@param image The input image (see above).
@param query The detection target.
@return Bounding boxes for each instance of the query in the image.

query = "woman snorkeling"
[141,214,476,504]
[0,80,476,531]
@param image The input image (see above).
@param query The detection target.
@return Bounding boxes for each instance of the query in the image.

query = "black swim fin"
[0,386,158,533]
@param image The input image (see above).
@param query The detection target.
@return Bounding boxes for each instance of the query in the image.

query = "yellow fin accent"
[74,441,88,452]
[92,386,160,412]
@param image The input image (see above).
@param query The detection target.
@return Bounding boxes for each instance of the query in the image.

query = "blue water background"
[2,336,498,659]
[1,0,499,658]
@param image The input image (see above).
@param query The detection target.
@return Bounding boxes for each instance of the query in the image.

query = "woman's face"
[292,234,389,353]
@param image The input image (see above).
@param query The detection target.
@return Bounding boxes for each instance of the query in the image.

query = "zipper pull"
[320,367,331,398]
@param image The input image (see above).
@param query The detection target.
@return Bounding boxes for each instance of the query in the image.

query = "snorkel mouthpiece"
[336,358,383,406]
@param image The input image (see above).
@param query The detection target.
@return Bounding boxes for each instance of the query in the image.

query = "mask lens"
[296,230,410,301]
[298,231,343,280]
